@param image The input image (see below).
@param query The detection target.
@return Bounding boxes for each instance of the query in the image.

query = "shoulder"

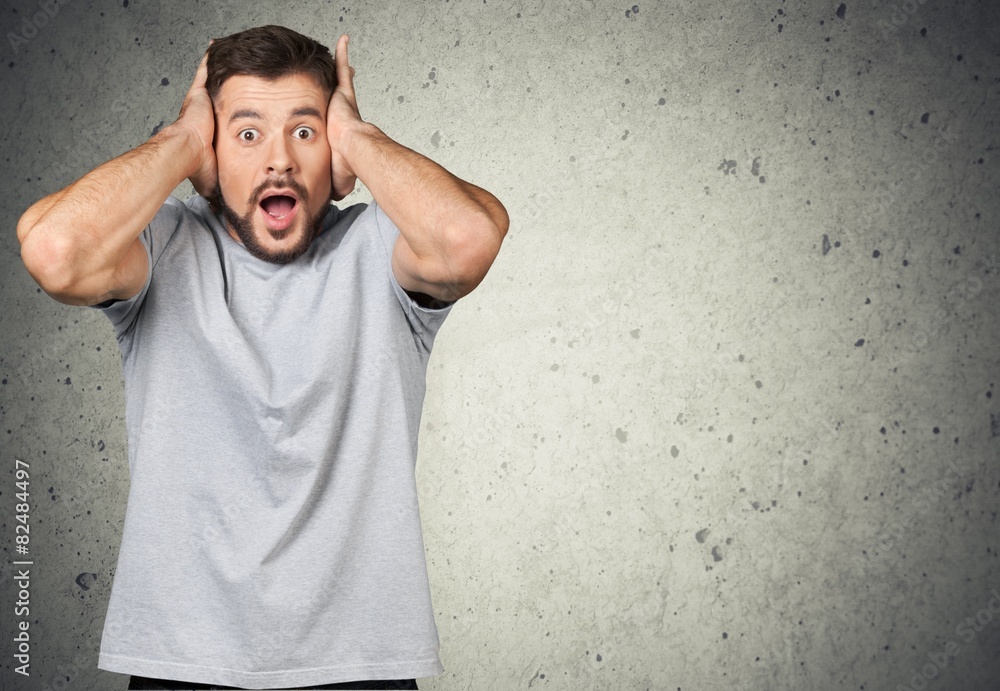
[177,194,219,228]
[146,195,211,244]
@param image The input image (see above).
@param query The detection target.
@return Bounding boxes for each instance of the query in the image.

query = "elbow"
[16,200,51,247]
[17,207,60,290]
[19,229,89,304]
[16,210,35,247]
[445,209,508,299]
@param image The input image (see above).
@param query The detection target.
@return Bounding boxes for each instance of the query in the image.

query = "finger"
[335,34,354,93]
[191,49,210,90]
[189,39,215,88]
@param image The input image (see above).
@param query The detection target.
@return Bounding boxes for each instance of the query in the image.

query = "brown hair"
[206,25,336,105]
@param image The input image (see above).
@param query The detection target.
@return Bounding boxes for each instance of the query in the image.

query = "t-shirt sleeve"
[89,196,187,341]
[371,202,455,353]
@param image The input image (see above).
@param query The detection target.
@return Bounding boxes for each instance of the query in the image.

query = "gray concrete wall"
[2,0,998,689]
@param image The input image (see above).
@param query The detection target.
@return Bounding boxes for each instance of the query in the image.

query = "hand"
[175,45,218,200]
[327,34,363,201]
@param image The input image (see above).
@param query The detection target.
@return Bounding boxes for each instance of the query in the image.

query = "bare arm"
[327,36,509,303]
[17,49,217,306]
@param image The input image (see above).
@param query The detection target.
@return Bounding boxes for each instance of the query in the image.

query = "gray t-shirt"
[94,195,452,688]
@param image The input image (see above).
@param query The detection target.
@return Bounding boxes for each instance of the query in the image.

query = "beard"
[213,178,329,265]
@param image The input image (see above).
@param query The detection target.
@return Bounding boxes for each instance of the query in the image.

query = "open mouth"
[258,190,300,235]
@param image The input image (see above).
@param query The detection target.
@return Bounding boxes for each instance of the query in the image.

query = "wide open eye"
[239,128,259,143]
[294,127,315,140]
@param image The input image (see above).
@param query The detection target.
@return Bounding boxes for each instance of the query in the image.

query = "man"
[16,25,507,691]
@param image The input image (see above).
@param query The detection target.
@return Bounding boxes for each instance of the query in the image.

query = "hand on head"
[327,34,363,201]
[176,42,219,200]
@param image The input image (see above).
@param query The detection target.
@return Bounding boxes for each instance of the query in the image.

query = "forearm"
[18,123,199,298]
[342,122,507,289]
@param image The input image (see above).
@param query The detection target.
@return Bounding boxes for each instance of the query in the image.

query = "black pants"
[127,675,418,690]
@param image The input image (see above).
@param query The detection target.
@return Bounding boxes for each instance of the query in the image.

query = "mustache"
[251,178,309,205]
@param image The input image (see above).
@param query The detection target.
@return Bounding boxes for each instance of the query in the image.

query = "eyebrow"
[287,106,325,121]
[228,106,324,125]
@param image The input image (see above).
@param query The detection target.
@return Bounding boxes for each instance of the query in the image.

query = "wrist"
[333,120,382,171]
[162,121,209,178]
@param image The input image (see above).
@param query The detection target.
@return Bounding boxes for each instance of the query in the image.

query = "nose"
[265,134,295,176]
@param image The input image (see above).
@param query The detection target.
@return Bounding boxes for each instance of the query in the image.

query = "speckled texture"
[1,1,998,690]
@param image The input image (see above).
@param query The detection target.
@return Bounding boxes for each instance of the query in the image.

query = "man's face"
[213,73,333,264]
